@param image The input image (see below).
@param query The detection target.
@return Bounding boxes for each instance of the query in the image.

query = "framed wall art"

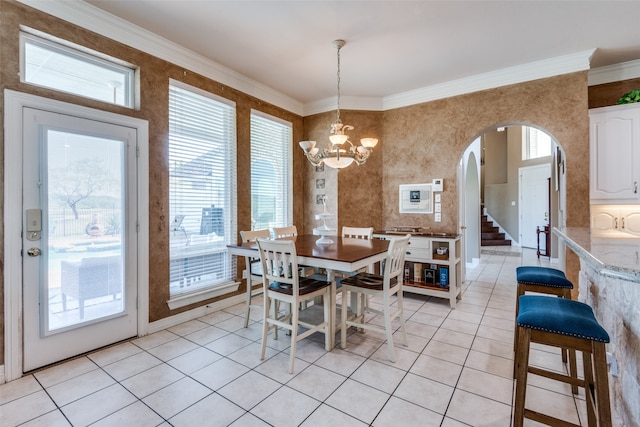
[399,183,433,214]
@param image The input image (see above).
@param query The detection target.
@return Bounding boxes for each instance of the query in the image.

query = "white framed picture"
[399,183,433,214]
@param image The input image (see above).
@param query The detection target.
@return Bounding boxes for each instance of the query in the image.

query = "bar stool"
[515,266,577,393]
[513,295,611,427]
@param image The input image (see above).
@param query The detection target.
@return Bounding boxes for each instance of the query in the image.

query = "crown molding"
[382,49,596,111]
[19,1,627,117]
[588,59,640,86]
[18,0,304,115]
[303,96,383,116]
[308,49,595,114]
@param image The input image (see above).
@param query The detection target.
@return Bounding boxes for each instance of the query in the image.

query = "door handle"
[27,247,41,257]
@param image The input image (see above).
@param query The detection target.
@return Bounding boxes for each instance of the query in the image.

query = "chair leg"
[514,284,524,352]
[340,289,348,349]
[323,291,331,351]
[592,343,612,427]
[244,281,252,328]
[273,300,279,340]
[260,296,270,361]
[383,295,396,363]
[583,349,597,427]
[397,291,408,347]
[568,348,579,395]
[513,326,531,427]
[289,302,299,374]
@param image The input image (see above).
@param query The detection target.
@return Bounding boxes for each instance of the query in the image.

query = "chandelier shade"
[299,39,378,169]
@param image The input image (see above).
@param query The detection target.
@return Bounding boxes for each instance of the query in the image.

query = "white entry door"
[519,164,551,249]
[21,107,139,372]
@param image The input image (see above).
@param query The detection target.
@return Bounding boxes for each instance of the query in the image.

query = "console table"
[373,232,462,308]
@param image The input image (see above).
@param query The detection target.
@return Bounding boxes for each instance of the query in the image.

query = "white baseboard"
[147,294,245,334]
[0,365,5,384]
[466,258,480,269]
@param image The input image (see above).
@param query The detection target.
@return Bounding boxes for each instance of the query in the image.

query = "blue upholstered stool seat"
[516,266,573,289]
[517,295,609,343]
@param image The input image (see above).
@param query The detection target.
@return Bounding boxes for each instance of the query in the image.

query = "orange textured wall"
[0,0,305,352]
[303,74,591,236]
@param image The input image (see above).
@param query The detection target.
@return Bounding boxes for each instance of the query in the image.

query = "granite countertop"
[553,227,640,283]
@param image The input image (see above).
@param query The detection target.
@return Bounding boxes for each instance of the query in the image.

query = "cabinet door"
[621,207,640,236]
[406,237,430,261]
[591,206,619,233]
[590,105,640,201]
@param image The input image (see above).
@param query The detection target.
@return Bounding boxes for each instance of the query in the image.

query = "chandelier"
[299,40,378,169]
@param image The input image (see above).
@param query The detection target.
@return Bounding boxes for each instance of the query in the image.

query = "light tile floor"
[1,246,590,426]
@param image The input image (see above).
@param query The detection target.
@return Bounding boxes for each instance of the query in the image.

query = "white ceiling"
[31,1,640,113]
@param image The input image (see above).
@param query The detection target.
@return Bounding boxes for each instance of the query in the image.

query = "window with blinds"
[523,126,552,160]
[250,111,293,230]
[169,80,237,296]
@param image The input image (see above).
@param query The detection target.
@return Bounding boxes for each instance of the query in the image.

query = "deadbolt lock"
[27,247,41,257]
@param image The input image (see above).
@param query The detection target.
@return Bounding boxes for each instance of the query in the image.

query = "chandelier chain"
[336,42,341,124]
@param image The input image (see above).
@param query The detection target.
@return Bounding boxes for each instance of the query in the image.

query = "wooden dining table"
[227,234,390,348]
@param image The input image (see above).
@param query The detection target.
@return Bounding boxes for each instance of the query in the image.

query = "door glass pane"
[46,130,125,331]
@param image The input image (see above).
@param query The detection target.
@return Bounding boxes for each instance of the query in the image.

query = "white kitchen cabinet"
[590,103,640,203]
[591,205,640,237]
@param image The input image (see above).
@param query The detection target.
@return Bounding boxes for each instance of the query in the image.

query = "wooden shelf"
[406,281,449,292]
[374,232,462,308]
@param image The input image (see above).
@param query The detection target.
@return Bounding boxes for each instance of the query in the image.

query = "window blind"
[523,127,552,160]
[250,110,293,231]
[169,80,237,296]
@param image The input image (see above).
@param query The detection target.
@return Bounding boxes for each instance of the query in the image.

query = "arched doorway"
[458,125,566,267]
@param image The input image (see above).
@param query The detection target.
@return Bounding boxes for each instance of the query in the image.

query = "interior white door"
[519,164,551,249]
[22,107,138,371]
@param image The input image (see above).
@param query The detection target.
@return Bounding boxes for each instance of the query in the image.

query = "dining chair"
[337,226,375,308]
[339,226,374,276]
[272,225,316,277]
[257,238,331,374]
[342,226,374,240]
[340,234,410,362]
[309,226,375,316]
[239,228,271,328]
[272,225,298,238]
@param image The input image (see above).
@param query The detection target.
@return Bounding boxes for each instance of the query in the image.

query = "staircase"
[481,213,511,246]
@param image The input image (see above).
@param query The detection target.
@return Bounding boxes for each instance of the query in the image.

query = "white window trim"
[166,280,240,310]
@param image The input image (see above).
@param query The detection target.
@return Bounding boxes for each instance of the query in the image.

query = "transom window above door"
[20,30,137,108]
